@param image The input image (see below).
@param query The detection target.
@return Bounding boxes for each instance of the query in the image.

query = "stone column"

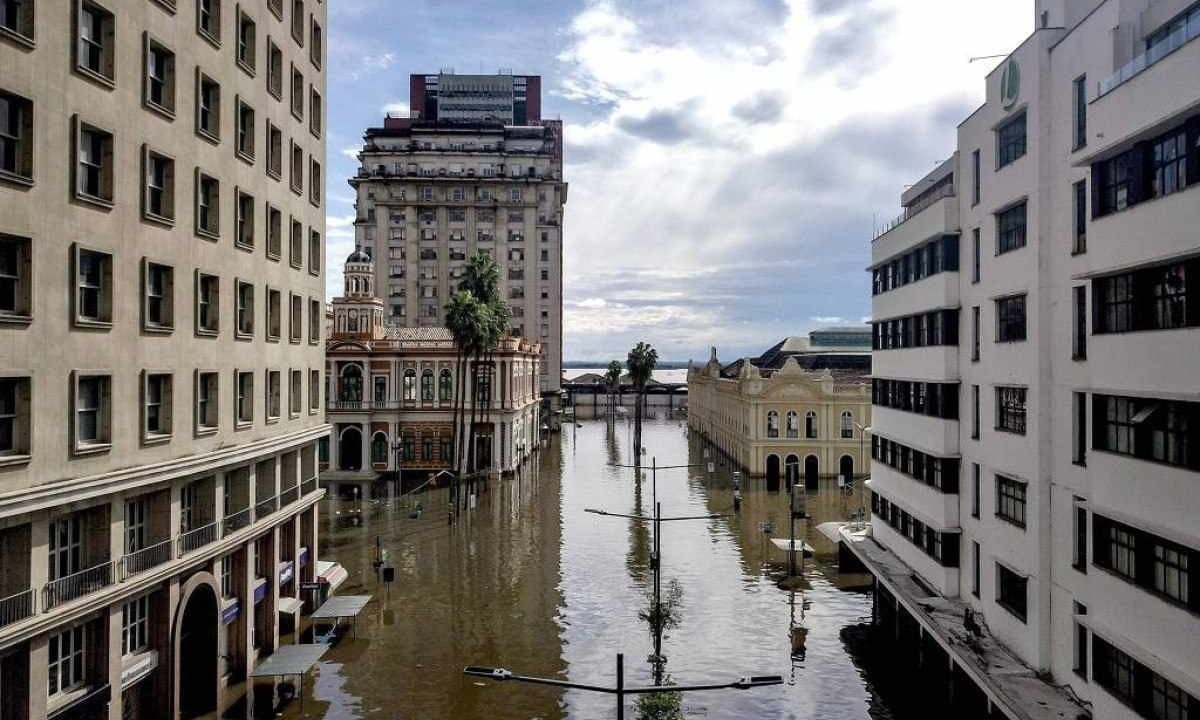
[105,602,122,720]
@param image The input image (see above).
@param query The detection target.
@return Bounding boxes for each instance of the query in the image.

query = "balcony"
[872,192,959,263]
[222,507,253,537]
[43,561,114,611]
[280,485,300,507]
[178,521,219,555]
[1098,12,1199,97]
[301,476,318,495]
[256,495,279,519]
[118,539,173,580]
[0,589,35,627]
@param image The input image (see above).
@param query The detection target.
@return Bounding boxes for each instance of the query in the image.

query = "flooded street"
[293,418,899,719]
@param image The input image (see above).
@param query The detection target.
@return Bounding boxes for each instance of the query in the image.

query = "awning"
[315,560,348,591]
[310,595,371,621]
[771,538,815,556]
[277,597,303,615]
[250,644,327,678]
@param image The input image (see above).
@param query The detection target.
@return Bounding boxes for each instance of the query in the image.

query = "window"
[1094,260,1196,334]
[142,147,175,222]
[268,0,282,18]
[996,386,1027,434]
[289,293,301,343]
[805,411,818,439]
[1108,522,1138,580]
[971,384,981,440]
[48,515,83,581]
[0,90,33,184]
[995,202,1027,254]
[995,474,1027,527]
[124,498,146,554]
[309,298,320,342]
[840,411,853,439]
[196,371,218,430]
[1153,544,1189,605]
[1150,129,1189,199]
[48,625,86,696]
[1095,636,1198,718]
[195,171,219,238]
[971,463,980,518]
[266,370,280,420]
[309,157,321,206]
[197,0,220,44]
[76,1,115,84]
[403,369,416,402]
[0,234,32,320]
[1073,180,1087,254]
[417,369,433,401]
[871,309,959,349]
[766,410,779,438]
[290,141,303,194]
[309,229,321,274]
[1094,148,1136,215]
[290,64,303,119]
[0,0,34,41]
[1073,392,1088,465]
[1093,394,1197,470]
[266,287,281,339]
[309,369,320,412]
[266,123,282,179]
[196,272,219,335]
[996,563,1027,621]
[309,16,322,68]
[971,148,981,205]
[196,71,220,140]
[74,373,110,449]
[1073,603,1088,678]
[0,375,30,458]
[971,306,980,361]
[995,294,1026,342]
[1073,75,1087,150]
[236,99,254,161]
[971,228,980,283]
[1094,515,1197,612]
[291,0,304,44]
[236,370,253,424]
[235,190,254,248]
[74,246,112,326]
[259,205,280,260]
[220,555,233,598]
[439,369,452,401]
[267,38,282,99]
[129,275,168,344]
[143,372,172,439]
[235,280,254,336]
[872,379,960,420]
[309,86,322,136]
[996,111,1026,168]
[972,541,981,597]
[236,9,255,73]
[370,433,387,464]
[74,119,113,204]
[122,595,149,656]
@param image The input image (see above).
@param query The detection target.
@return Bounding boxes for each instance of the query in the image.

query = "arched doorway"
[785,454,800,488]
[175,577,219,720]
[339,426,362,471]
[765,454,781,492]
[804,455,819,490]
[840,455,854,485]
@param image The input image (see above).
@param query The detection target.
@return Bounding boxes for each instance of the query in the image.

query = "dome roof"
[346,247,372,264]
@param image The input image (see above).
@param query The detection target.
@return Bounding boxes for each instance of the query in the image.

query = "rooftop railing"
[43,561,113,610]
[119,539,173,580]
[0,588,35,627]
[1099,16,1200,97]
[872,185,956,241]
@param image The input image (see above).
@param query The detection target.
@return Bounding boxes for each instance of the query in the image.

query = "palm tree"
[626,342,658,459]
[604,360,623,419]
[445,290,485,506]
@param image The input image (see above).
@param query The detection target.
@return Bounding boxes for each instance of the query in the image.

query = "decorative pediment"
[327,340,372,353]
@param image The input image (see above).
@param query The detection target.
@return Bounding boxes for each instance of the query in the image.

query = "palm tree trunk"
[467,355,478,497]
[450,347,463,508]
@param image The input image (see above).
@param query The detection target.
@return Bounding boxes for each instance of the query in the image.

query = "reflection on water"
[287,418,899,719]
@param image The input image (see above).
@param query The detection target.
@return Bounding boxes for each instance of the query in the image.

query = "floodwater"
[288,418,901,720]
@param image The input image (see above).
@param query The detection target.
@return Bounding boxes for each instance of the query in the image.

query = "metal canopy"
[310,594,371,620]
[249,644,327,678]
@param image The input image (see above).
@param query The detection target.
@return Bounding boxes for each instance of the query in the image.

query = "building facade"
[409,72,542,125]
[0,1,329,718]
[347,72,565,418]
[864,0,1199,716]
[322,251,542,498]
[687,330,872,488]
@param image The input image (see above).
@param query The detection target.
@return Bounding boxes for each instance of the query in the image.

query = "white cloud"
[381,100,410,118]
[340,146,361,161]
[349,51,396,80]
[810,316,847,325]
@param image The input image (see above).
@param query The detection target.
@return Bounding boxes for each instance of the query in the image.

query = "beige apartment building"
[322,250,543,498]
[0,1,329,718]
[688,329,872,489]
[346,74,566,422]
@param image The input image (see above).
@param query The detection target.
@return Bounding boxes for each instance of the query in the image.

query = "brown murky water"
[289,418,899,719]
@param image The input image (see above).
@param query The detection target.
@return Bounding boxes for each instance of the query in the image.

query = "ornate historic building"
[687,329,872,488]
[323,251,542,498]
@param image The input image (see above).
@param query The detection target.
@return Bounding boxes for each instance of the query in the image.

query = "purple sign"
[221,599,240,625]
[253,581,267,604]
[279,561,294,586]
[298,547,310,568]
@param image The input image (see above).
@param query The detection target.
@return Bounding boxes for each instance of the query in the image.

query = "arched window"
[403,369,416,401]
[421,369,434,401]
[786,411,799,439]
[841,410,854,439]
[766,410,779,438]
[805,411,818,439]
[439,369,453,401]
[371,432,388,464]
[340,365,362,402]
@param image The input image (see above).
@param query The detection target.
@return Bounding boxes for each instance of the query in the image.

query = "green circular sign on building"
[1001,58,1021,109]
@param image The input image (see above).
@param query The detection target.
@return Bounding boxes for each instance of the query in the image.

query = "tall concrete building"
[409,72,542,125]
[0,1,329,718]
[348,71,566,419]
[854,1,1199,717]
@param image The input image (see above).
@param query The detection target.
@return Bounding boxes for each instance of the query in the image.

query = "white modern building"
[858,1,1199,718]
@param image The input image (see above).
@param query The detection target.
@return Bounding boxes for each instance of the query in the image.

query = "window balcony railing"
[330,400,368,411]
[0,588,35,627]
[222,507,253,537]
[43,561,114,611]
[178,521,219,556]
[119,539,173,580]
[1099,16,1200,97]
[301,476,318,495]
[256,495,279,519]
[280,485,300,507]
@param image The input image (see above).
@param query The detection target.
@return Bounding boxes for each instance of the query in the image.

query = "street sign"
[300,582,322,592]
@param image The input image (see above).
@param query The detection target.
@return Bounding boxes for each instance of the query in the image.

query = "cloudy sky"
[326,0,1032,362]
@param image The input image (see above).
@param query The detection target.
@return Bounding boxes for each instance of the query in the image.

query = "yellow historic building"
[688,329,872,488]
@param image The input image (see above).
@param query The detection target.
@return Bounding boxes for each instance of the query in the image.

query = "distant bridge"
[562,381,687,420]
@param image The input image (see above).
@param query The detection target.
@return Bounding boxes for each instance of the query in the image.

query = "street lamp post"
[391,437,404,500]
[853,423,872,521]
[464,655,782,720]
